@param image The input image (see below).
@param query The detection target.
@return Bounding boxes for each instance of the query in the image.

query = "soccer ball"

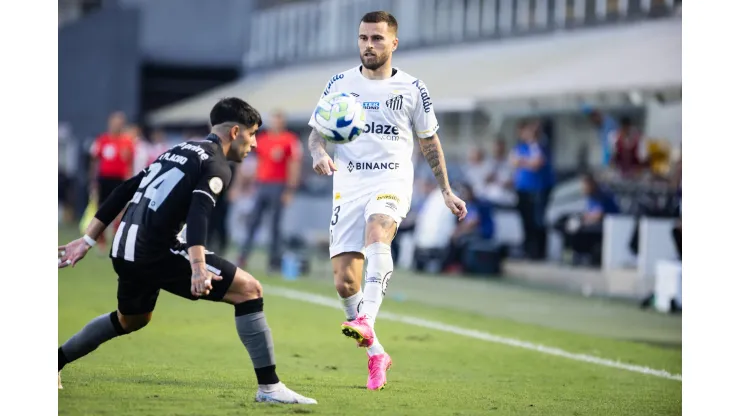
[312,92,366,144]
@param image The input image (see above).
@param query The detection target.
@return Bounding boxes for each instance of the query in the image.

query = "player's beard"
[226,144,244,162]
[360,51,389,71]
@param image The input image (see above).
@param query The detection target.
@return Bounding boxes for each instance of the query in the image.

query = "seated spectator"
[479,138,517,207]
[463,146,491,193]
[443,183,494,272]
[554,173,620,266]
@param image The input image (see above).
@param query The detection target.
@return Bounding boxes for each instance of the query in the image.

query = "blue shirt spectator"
[455,183,495,240]
[512,141,545,192]
[583,106,619,166]
[581,173,620,224]
[466,200,494,240]
[586,192,620,216]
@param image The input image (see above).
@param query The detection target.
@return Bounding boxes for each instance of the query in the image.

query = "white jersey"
[308,65,439,203]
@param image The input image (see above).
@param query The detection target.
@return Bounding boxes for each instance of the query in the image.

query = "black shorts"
[97,177,125,204]
[112,248,238,315]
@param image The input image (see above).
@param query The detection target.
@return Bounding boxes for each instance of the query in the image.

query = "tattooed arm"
[419,134,452,194]
[419,134,467,220]
[309,129,337,175]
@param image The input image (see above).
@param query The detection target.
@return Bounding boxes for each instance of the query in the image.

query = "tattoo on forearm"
[420,137,450,194]
[308,130,328,159]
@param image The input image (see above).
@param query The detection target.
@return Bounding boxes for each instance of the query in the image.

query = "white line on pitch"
[265,285,682,382]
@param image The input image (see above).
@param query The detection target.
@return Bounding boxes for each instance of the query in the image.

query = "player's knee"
[227,269,263,304]
[366,214,396,244]
[333,264,361,297]
[118,311,152,333]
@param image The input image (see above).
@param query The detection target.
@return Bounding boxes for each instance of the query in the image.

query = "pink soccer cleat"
[367,352,392,390]
[340,315,375,347]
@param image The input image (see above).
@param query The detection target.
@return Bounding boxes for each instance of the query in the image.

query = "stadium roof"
[147,18,680,126]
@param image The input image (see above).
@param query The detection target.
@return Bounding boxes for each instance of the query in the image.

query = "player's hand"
[58,238,93,268]
[313,155,338,176]
[443,191,468,221]
[190,264,222,297]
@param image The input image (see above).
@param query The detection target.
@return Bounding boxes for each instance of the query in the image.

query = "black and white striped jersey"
[103,134,232,264]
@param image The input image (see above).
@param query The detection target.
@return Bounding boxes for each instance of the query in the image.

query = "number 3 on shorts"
[330,206,341,226]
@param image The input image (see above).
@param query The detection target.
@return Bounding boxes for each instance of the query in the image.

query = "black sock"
[59,311,128,371]
[234,298,279,385]
[254,365,280,386]
[58,347,68,372]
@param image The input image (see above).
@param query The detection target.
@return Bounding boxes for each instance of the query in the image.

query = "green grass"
[59,234,681,415]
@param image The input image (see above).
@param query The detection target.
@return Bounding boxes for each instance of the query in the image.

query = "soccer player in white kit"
[307,11,467,390]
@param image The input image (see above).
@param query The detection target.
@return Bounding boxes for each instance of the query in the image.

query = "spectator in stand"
[473,138,516,208]
[531,119,555,258]
[463,146,491,200]
[148,128,172,165]
[554,173,620,266]
[237,110,302,272]
[611,116,644,177]
[124,123,150,175]
[443,183,494,272]
[89,111,135,254]
[583,106,619,167]
[511,120,547,260]
[391,178,435,263]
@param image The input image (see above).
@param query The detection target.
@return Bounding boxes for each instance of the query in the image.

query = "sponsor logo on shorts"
[376,194,400,203]
[347,161,400,173]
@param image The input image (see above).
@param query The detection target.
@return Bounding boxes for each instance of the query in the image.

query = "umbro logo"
[350,92,360,97]
[386,94,403,111]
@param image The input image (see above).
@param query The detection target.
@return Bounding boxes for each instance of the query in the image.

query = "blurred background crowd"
[59,0,682,312]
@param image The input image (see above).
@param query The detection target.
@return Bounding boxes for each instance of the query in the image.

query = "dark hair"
[361,11,398,34]
[209,97,262,128]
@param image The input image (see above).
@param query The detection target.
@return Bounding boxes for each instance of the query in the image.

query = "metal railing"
[243,0,679,71]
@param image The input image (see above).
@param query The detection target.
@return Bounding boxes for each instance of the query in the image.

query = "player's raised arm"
[307,73,343,176]
[185,160,230,296]
[58,169,147,268]
[411,78,467,220]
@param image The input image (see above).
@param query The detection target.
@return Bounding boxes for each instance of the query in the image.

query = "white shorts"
[329,188,410,258]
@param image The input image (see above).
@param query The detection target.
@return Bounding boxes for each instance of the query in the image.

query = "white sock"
[367,337,385,356]
[339,291,363,321]
[359,242,393,327]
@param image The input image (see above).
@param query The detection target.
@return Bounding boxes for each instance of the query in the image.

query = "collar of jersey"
[205,133,220,144]
[358,65,398,80]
